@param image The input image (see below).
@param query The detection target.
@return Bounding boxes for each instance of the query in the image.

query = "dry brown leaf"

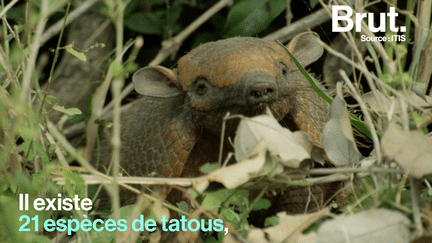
[234,114,313,168]
[192,141,267,193]
[407,91,432,107]
[263,208,329,243]
[363,90,432,114]
[317,209,410,243]
[363,90,399,114]
[322,83,361,166]
[381,123,432,178]
[244,229,269,243]
[242,209,328,243]
[223,232,242,243]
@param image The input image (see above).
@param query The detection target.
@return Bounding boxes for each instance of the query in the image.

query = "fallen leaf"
[363,90,432,114]
[317,208,410,243]
[322,83,361,165]
[192,141,267,193]
[363,91,399,114]
[264,208,329,243]
[245,229,269,243]
[406,91,432,107]
[381,123,432,178]
[223,232,242,243]
[234,114,313,168]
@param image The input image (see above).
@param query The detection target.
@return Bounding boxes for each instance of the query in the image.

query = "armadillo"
[98,32,332,212]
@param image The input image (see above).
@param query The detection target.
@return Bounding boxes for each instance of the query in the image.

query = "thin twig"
[0,0,19,18]
[285,0,293,26]
[236,184,269,229]
[218,112,230,166]
[21,0,49,103]
[39,0,72,115]
[296,167,405,175]
[360,22,396,75]
[264,8,330,43]
[55,165,407,189]
[42,124,69,167]
[317,37,431,115]
[84,40,134,161]
[110,2,125,241]
[149,0,232,66]
[410,177,424,236]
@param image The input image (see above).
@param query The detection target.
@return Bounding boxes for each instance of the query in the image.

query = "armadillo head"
[178,33,325,137]
[133,32,326,145]
[177,37,287,90]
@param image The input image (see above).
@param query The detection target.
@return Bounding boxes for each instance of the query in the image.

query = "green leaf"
[0,196,23,241]
[203,236,219,243]
[53,105,82,116]
[33,141,50,163]
[199,163,221,174]
[309,0,320,9]
[11,173,33,193]
[62,170,86,199]
[349,113,377,140]
[251,198,271,210]
[226,189,249,207]
[201,189,228,210]
[176,201,189,212]
[220,207,239,224]
[21,138,34,161]
[32,171,46,189]
[68,113,87,123]
[30,235,51,243]
[3,4,26,20]
[223,0,286,37]
[264,215,279,227]
[163,5,183,38]
[124,13,162,35]
[65,44,87,61]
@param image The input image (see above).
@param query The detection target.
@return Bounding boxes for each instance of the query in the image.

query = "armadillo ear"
[132,66,182,97]
[286,32,324,67]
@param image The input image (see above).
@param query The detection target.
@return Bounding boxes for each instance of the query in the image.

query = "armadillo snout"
[247,82,277,105]
[242,72,278,107]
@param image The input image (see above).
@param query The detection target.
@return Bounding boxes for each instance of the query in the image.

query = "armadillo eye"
[197,84,207,94]
[279,62,288,76]
[194,78,208,95]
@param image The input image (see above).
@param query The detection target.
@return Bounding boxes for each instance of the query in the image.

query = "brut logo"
[332,6,406,33]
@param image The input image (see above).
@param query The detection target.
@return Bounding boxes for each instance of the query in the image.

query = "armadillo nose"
[247,82,277,105]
